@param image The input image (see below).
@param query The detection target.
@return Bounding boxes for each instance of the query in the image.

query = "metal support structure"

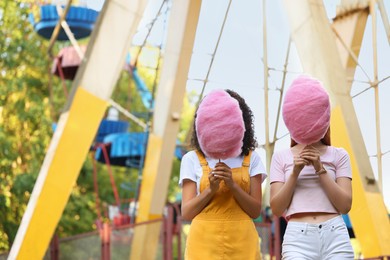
[56,4,85,60]
[49,234,59,260]
[283,0,390,257]
[333,3,369,92]
[47,0,73,57]
[262,0,273,207]
[377,0,390,44]
[130,0,202,259]
[100,223,111,260]
[262,4,292,209]
[10,1,390,258]
[8,0,149,259]
[273,216,281,260]
[163,206,174,260]
[369,0,383,193]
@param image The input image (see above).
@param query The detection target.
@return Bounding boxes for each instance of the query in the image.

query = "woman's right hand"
[208,171,221,193]
[293,154,309,175]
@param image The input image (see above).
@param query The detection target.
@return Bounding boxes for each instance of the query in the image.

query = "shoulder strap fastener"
[195,150,208,166]
[242,150,252,167]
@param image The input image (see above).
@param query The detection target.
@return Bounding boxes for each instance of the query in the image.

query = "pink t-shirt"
[270,146,352,218]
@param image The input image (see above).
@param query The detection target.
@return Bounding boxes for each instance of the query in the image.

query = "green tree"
[0,0,54,250]
[0,0,105,250]
[0,0,195,253]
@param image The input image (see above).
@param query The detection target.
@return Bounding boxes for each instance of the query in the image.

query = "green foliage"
[0,0,100,250]
[0,0,53,251]
[0,0,196,254]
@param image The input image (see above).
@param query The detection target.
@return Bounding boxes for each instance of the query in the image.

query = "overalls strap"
[242,150,252,167]
[195,150,209,172]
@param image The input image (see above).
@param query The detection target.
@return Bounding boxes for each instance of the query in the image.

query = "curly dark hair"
[190,89,258,156]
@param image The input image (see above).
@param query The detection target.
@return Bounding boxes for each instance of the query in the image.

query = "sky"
[185,0,390,208]
[85,0,390,208]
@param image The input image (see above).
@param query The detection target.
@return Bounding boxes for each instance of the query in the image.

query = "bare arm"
[300,146,352,214]
[319,175,352,214]
[181,173,220,221]
[214,162,263,218]
[231,175,262,218]
[270,154,309,217]
[270,177,297,217]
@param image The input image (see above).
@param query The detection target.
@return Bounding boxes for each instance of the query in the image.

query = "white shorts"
[282,215,354,260]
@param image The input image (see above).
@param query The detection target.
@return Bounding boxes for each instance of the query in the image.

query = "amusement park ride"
[7,0,390,259]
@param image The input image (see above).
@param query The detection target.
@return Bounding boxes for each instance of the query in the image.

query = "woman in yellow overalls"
[179,89,267,260]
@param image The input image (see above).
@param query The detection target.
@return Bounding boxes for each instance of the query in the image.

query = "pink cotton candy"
[195,89,245,159]
[282,75,330,145]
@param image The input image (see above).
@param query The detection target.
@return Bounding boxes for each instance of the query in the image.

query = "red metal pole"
[99,144,121,208]
[165,205,174,260]
[91,151,102,221]
[56,59,69,97]
[50,233,59,260]
[273,215,281,260]
[100,222,111,260]
[173,203,182,260]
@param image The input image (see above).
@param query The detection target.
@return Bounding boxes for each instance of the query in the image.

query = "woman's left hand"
[299,145,323,172]
[213,162,235,189]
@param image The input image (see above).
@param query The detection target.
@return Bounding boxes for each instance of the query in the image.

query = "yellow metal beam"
[332,5,390,255]
[283,0,390,257]
[129,134,164,260]
[9,89,107,259]
[9,0,149,258]
[333,7,369,93]
[331,106,390,256]
[130,0,202,259]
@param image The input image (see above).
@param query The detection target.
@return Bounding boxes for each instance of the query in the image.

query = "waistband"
[195,212,252,221]
[287,215,345,231]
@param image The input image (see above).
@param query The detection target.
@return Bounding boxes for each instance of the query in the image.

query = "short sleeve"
[270,151,286,183]
[178,151,198,187]
[249,151,267,183]
[335,148,352,179]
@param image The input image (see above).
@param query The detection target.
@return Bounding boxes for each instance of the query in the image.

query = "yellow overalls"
[185,151,261,260]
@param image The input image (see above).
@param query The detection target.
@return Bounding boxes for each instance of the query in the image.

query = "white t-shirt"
[179,150,267,194]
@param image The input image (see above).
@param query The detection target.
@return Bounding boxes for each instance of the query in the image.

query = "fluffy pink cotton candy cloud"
[195,89,245,160]
[282,75,331,145]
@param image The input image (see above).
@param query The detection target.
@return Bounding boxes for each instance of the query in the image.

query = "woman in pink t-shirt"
[270,75,354,259]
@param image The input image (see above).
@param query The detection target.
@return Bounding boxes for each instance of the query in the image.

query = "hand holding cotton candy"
[282,75,330,145]
[195,89,245,159]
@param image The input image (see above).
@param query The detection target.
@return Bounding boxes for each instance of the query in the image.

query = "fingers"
[208,171,220,182]
[213,163,231,176]
[212,170,234,189]
[212,169,232,179]
[212,172,227,181]
[299,151,320,164]
[300,150,319,156]
[303,145,320,151]
[215,162,230,170]
[297,146,323,171]
[208,172,220,193]
[300,146,321,160]
[294,156,310,166]
[212,165,233,185]
[301,146,319,156]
